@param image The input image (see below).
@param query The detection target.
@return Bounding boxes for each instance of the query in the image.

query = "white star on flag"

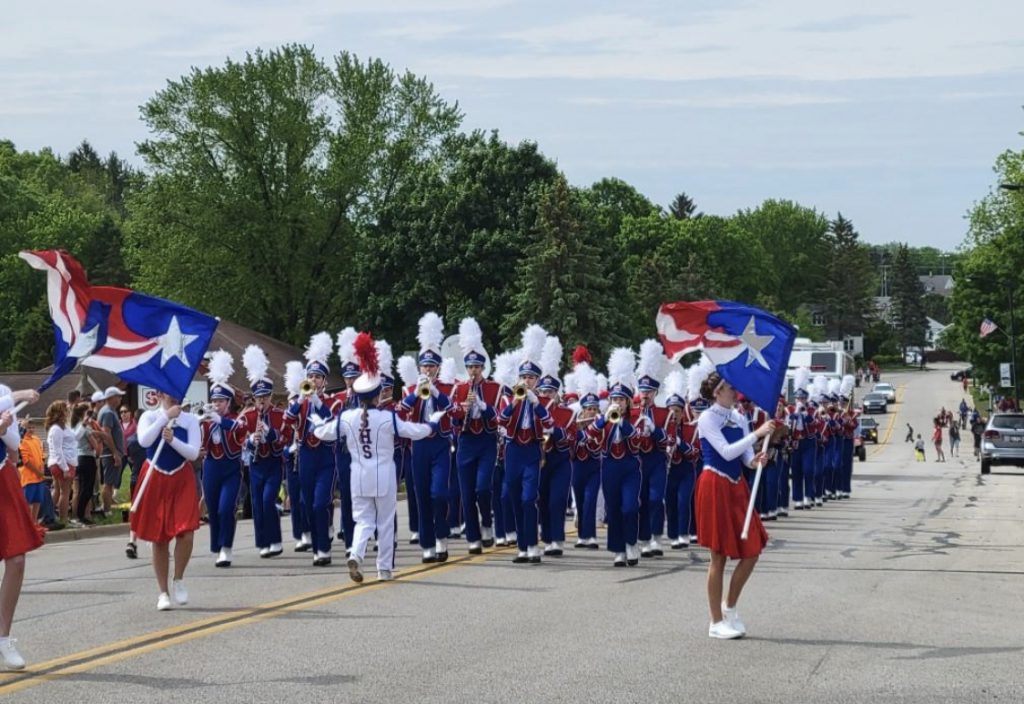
[740,316,775,369]
[158,316,200,368]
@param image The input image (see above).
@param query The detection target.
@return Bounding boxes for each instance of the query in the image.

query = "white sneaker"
[722,603,746,635]
[378,570,394,581]
[157,592,173,611]
[0,638,25,670]
[625,543,640,564]
[215,547,232,567]
[172,579,189,606]
[708,620,744,639]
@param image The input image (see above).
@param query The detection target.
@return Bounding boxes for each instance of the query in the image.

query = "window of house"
[812,312,825,327]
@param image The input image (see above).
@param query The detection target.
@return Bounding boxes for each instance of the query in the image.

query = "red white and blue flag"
[656,300,796,413]
[979,318,998,338]
[20,249,219,400]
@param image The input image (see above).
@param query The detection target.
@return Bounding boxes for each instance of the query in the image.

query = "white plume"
[284,361,305,397]
[206,349,234,385]
[520,324,547,365]
[595,373,609,394]
[687,356,715,402]
[397,355,419,388]
[636,339,666,381]
[574,363,598,397]
[305,331,333,364]
[458,317,486,357]
[840,374,855,398]
[794,367,811,393]
[493,350,520,389]
[607,347,636,389]
[540,335,563,379]
[376,340,394,378]
[664,369,687,400]
[813,375,829,401]
[439,358,457,385]
[828,378,842,398]
[563,372,577,395]
[417,312,444,353]
[336,326,358,365]
[242,345,269,386]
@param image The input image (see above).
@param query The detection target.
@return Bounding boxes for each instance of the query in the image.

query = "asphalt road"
[2,362,1022,703]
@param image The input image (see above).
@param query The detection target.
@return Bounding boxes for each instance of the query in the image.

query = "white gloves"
[526,389,539,404]
[429,411,446,423]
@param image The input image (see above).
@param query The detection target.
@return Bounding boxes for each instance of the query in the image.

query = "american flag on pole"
[980,318,998,338]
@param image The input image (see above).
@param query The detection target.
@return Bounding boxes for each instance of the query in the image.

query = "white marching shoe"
[708,620,744,640]
[267,542,283,557]
[481,526,494,546]
[215,547,232,567]
[613,552,627,567]
[625,543,640,566]
[259,547,270,558]
[722,603,746,636]
[0,638,26,670]
[649,537,664,557]
[172,579,189,606]
[409,531,420,545]
[527,545,542,563]
[157,592,173,611]
[506,531,517,544]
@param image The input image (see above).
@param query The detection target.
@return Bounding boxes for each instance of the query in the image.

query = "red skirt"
[0,462,45,560]
[695,469,768,559]
[129,461,200,544]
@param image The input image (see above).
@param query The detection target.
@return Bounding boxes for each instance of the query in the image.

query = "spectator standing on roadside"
[948,423,960,458]
[125,409,148,560]
[97,387,126,515]
[971,416,986,459]
[914,435,925,462]
[45,401,76,524]
[932,422,945,462]
[17,420,46,523]
[71,403,101,525]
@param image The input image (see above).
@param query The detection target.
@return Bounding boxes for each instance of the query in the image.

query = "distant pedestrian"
[905,423,914,443]
[971,416,986,459]
[932,423,945,462]
[914,435,925,462]
[948,423,960,458]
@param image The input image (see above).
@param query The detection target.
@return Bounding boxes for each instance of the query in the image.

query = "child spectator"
[17,420,46,522]
[932,422,945,462]
[914,435,926,462]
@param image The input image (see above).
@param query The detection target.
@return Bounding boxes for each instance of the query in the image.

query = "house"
[0,319,344,418]
[919,274,954,298]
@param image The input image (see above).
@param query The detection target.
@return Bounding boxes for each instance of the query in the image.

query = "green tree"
[823,213,876,340]
[889,243,928,357]
[668,192,701,220]
[499,176,622,358]
[126,45,462,345]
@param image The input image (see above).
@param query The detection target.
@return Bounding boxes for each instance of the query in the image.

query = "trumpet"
[196,403,217,420]
[417,381,433,399]
[512,383,528,401]
[299,379,316,397]
[606,404,623,424]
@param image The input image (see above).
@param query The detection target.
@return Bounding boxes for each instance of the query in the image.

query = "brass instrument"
[606,404,623,424]
[512,383,528,401]
[299,379,316,397]
[417,381,433,399]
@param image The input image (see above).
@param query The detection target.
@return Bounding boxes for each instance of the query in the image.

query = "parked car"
[861,393,888,414]
[872,382,896,403]
[981,412,1024,474]
[859,417,879,443]
[951,367,973,381]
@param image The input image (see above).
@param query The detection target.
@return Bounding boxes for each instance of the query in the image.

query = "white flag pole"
[741,434,772,541]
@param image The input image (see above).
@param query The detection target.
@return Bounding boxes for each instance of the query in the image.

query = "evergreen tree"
[823,213,876,340]
[668,192,700,220]
[500,176,622,359]
[890,243,928,356]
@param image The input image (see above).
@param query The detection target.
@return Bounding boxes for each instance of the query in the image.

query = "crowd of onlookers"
[15,387,141,530]
[908,399,986,463]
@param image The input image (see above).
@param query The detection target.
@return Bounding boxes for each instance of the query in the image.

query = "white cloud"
[566,93,852,109]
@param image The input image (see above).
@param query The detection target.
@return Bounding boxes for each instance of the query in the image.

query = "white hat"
[103,386,125,400]
[91,391,105,403]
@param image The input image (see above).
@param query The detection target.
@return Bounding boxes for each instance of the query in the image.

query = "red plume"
[354,332,379,376]
[571,345,592,368]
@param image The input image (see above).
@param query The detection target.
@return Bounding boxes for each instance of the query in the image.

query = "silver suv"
[980,412,1024,474]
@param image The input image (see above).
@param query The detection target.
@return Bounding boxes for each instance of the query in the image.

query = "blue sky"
[3,0,1023,250]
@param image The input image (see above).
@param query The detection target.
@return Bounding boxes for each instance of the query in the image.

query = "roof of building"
[919,274,954,297]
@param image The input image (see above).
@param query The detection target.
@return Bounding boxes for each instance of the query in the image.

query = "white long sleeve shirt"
[137,407,201,469]
[315,408,433,497]
[47,423,74,471]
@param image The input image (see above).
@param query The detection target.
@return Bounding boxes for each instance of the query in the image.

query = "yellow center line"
[869,383,904,458]
[0,544,515,696]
